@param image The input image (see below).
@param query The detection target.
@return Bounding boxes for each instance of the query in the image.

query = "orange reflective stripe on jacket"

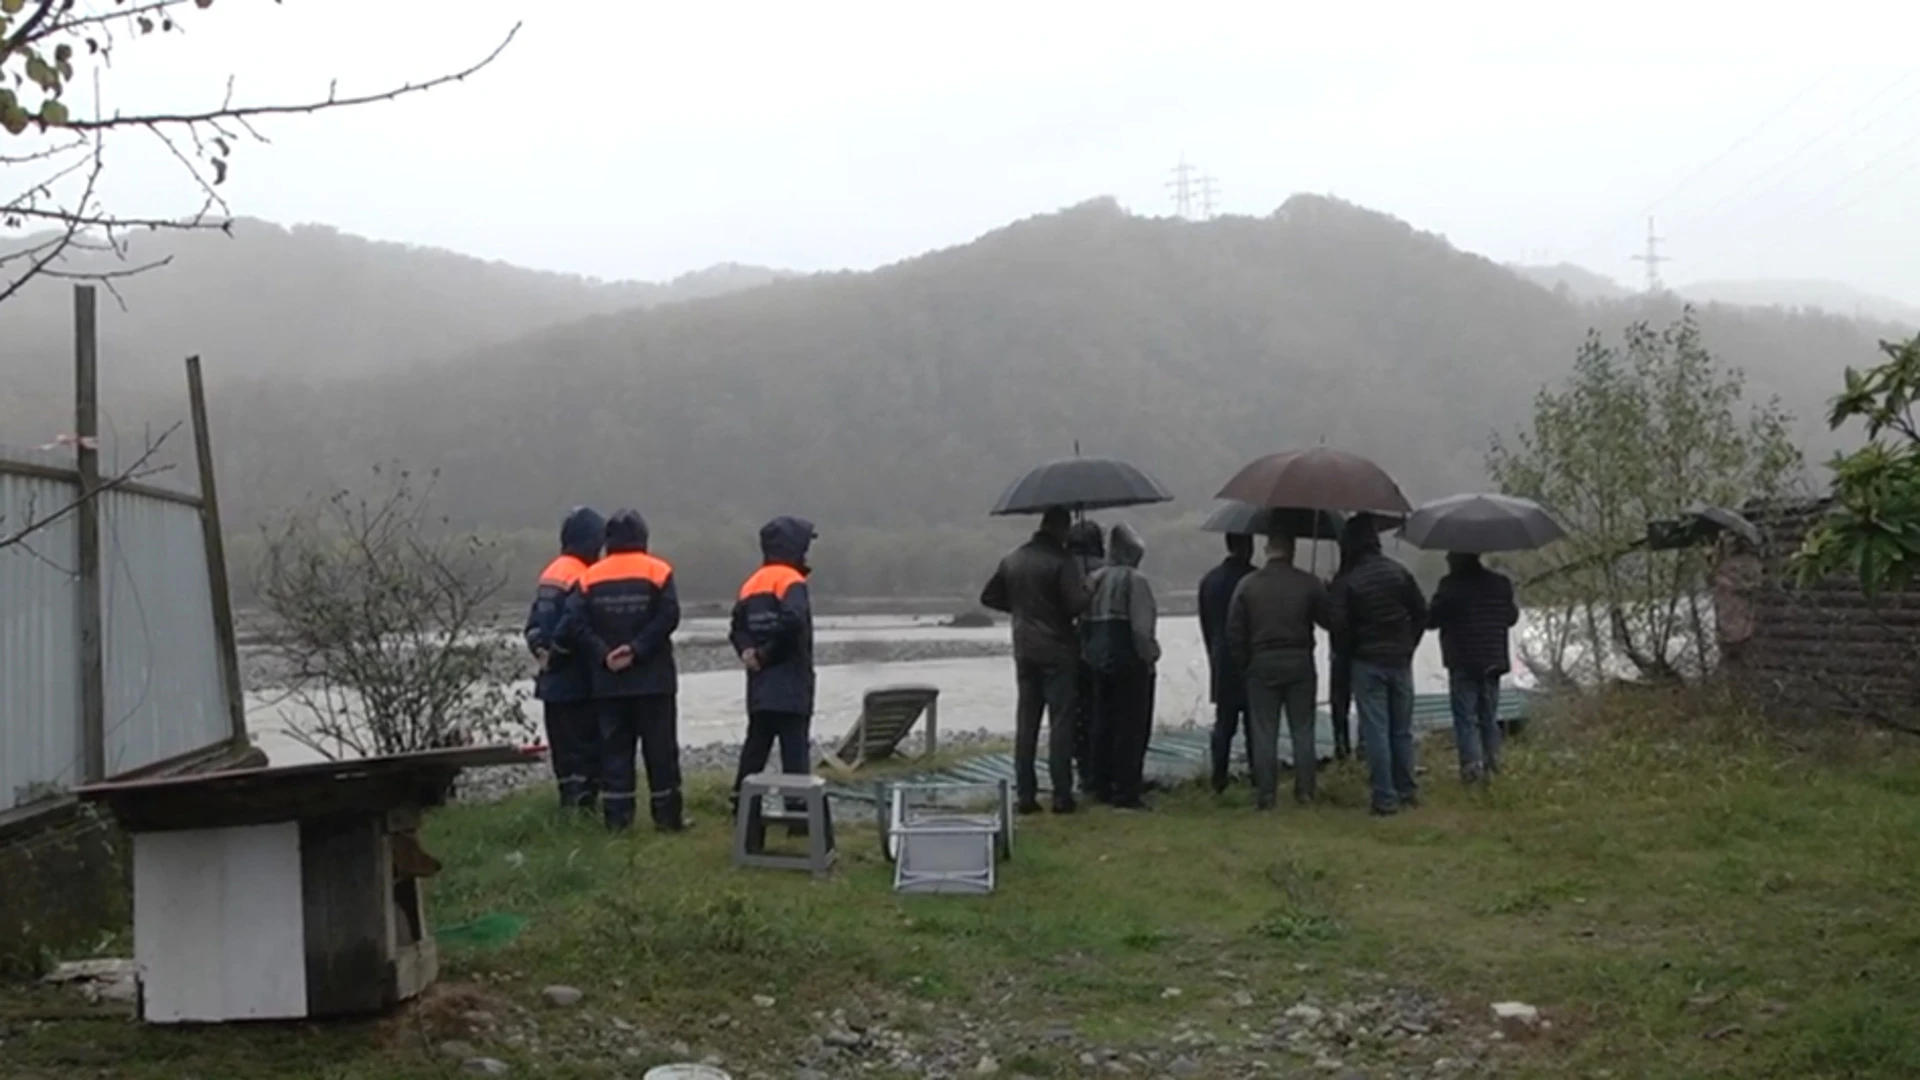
[738,564,804,602]
[581,550,673,590]
[538,554,590,589]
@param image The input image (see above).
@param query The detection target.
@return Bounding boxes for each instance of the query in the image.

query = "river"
[245,613,1541,766]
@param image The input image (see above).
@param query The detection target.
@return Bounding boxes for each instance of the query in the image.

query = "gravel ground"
[419,975,1529,1079]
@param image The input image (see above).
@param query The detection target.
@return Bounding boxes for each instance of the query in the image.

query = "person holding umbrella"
[1428,552,1519,784]
[1226,530,1332,809]
[980,506,1091,814]
[1327,516,1428,817]
[1400,491,1565,787]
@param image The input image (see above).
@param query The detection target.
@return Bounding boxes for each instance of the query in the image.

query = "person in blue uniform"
[728,516,819,812]
[560,509,686,832]
[523,506,606,812]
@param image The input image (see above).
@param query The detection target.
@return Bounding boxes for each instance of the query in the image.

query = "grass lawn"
[6,689,1920,1078]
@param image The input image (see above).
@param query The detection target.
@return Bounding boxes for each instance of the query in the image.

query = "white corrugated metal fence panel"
[0,467,83,810]
[100,489,230,776]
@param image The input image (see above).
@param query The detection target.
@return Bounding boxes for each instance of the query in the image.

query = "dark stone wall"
[1729,499,1920,721]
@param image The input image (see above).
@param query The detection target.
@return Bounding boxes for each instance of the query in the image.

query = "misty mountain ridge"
[156,194,1891,597]
[1510,262,1920,329]
[0,217,794,395]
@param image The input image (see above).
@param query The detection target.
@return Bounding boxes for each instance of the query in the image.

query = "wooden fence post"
[186,356,248,746]
[73,285,105,784]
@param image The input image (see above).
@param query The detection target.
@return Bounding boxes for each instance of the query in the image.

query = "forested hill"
[187,195,1893,597]
[0,218,790,397]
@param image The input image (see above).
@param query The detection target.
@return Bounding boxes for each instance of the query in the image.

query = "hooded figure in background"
[729,516,818,812]
[524,506,606,812]
[1064,520,1106,794]
[560,509,687,832]
[1081,523,1160,809]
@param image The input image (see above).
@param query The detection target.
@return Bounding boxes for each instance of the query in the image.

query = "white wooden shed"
[76,745,531,1024]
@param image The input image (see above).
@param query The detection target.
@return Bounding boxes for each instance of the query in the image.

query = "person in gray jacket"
[1081,523,1159,810]
[981,507,1090,813]
[1226,531,1331,809]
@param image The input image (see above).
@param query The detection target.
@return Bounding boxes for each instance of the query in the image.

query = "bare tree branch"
[0,5,518,305]
[64,24,521,133]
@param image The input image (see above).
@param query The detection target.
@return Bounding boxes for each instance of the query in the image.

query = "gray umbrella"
[1399,493,1567,553]
[990,456,1173,516]
[1199,500,1347,540]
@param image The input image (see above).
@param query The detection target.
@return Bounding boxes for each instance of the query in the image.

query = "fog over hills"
[2,198,1900,598]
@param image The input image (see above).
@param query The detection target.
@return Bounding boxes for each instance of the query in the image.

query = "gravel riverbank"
[240,635,1011,693]
[451,726,1009,804]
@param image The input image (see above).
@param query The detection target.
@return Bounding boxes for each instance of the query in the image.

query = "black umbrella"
[1399,493,1567,553]
[990,456,1173,516]
[1199,500,1347,539]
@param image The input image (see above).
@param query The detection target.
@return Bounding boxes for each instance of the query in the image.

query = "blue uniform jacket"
[729,516,817,716]
[524,507,605,704]
[559,510,681,699]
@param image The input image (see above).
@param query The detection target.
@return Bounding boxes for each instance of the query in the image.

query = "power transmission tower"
[1197,174,1221,219]
[1167,155,1197,219]
[1630,216,1669,292]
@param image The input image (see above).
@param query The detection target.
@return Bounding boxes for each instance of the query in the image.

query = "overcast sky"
[75,1,1920,301]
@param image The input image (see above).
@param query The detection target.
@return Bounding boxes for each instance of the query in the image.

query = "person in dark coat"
[523,506,606,812]
[1197,533,1256,792]
[1082,523,1159,809]
[728,516,818,812]
[1428,552,1519,783]
[1327,517,1429,816]
[1065,520,1105,796]
[1327,540,1360,761]
[560,509,686,832]
[1226,532,1331,808]
[980,506,1090,814]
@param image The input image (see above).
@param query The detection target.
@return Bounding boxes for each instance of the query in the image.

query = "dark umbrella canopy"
[1399,493,1567,553]
[1644,504,1762,551]
[1200,500,1347,540]
[1215,446,1412,515]
[990,456,1174,516]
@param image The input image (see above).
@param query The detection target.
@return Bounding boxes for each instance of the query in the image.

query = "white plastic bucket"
[643,1066,732,1080]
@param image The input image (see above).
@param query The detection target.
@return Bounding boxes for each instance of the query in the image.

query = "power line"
[1683,126,1920,281]
[1630,217,1668,292]
[1166,154,1197,219]
[1643,66,1842,218]
[1675,67,1920,242]
[1558,65,1840,265]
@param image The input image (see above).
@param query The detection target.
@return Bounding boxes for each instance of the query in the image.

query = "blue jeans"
[1354,660,1417,813]
[1448,671,1503,781]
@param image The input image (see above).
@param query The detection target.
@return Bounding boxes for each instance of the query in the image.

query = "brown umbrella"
[1215,446,1413,516]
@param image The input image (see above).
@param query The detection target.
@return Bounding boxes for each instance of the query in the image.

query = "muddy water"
[247,613,1547,767]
